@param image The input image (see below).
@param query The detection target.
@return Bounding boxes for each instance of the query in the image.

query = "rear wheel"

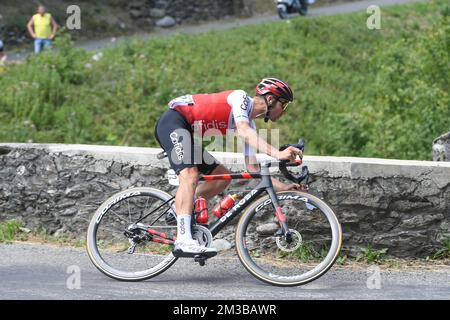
[235,191,342,286]
[86,187,178,281]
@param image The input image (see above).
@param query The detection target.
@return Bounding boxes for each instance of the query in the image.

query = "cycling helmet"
[256,77,294,102]
[256,77,294,122]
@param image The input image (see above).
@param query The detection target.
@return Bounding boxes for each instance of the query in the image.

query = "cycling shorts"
[154,109,220,176]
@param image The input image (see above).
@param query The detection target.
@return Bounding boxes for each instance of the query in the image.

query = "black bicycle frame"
[207,161,290,237]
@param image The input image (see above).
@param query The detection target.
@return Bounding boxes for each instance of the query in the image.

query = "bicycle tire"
[86,187,178,281]
[235,190,342,286]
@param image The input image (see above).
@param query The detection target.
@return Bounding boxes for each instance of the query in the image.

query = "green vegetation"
[0,220,28,243]
[0,0,142,46]
[356,246,388,264]
[431,237,450,260]
[278,241,328,262]
[0,220,86,247]
[0,0,449,160]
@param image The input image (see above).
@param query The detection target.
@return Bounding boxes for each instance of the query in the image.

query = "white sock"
[176,214,192,242]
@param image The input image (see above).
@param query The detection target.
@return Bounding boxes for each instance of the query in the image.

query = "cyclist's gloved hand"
[277,146,303,162]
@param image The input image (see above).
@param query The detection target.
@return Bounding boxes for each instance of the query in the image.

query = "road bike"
[86,139,342,286]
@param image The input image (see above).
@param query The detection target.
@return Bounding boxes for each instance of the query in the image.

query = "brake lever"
[280,138,305,153]
[279,138,309,187]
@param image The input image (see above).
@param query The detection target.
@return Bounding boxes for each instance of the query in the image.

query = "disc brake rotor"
[276,229,302,252]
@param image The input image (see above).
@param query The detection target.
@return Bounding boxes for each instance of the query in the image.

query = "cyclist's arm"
[228,90,298,161]
[245,154,295,191]
[245,155,260,173]
[236,121,280,159]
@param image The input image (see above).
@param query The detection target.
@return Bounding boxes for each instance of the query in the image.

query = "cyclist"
[154,78,303,256]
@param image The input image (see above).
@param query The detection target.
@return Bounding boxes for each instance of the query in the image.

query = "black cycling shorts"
[154,109,220,176]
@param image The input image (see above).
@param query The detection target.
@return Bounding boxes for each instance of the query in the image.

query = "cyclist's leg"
[174,167,216,255]
[175,165,199,231]
[196,164,231,200]
[154,110,216,254]
[155,109,199,219]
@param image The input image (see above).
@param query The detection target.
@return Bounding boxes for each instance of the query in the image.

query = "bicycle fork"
[266,186,293,242]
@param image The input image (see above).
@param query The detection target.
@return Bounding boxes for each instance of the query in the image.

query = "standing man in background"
[27,4,58,54]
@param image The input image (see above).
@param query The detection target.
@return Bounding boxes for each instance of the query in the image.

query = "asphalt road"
[8,0,424,61]
[0,243,449,300]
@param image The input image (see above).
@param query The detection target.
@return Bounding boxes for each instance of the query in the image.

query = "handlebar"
[279,138,305,153]
[278,138,310,185]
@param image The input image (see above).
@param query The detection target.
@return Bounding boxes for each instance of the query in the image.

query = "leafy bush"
[0,220,28,243]
[359,7,450,159]
[432,237,450,260]
[357,246,388,264]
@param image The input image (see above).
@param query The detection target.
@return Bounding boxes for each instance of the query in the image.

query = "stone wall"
[0,143,449,258]
[433,132,450,162]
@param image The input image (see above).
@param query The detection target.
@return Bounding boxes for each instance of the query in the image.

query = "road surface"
[0,243,448,300]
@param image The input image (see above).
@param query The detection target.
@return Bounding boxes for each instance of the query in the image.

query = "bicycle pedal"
[194,255,207,266]
[172,249,217,259]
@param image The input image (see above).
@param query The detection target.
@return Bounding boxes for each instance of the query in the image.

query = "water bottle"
[195,197,209,224]
[212,194,238,218]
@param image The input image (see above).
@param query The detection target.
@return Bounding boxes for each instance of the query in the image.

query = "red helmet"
[255,77,294,102]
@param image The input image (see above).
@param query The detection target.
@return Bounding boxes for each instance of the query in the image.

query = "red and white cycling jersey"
[168,90,257,156]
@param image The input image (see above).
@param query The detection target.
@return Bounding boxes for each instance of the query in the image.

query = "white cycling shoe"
[172,239,217,258]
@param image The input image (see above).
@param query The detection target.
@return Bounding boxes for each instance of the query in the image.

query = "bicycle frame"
[204,159,304,238]
[141,159,304,245]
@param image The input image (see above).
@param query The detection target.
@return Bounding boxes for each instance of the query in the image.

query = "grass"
[0,219,172,254]
[0,221,85,247]
[277,241,328,262]
[431,237,450,260]
[0,220,29,243]
[0,0,449,160]
[0,0,149,48]
[356,246,388,264]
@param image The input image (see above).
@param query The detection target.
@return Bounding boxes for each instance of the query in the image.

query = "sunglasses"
[278,99,290,111]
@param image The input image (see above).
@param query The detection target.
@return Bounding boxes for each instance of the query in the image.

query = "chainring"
[192,225,213,248]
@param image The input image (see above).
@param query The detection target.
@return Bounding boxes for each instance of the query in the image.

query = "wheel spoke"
[236,191,342,286]
[87,189,178,281]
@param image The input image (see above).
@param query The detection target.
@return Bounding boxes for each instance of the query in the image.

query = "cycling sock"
[176,214,192,242]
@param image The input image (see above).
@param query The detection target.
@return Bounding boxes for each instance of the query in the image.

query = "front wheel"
[235,191,342,286]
